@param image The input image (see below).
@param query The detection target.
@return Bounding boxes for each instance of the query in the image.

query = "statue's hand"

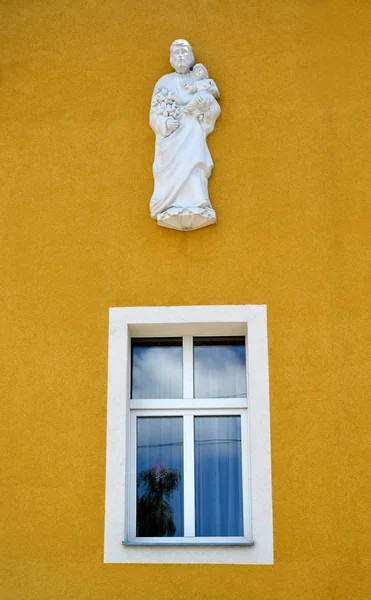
[166,117,179,133]
[195,94,209,112]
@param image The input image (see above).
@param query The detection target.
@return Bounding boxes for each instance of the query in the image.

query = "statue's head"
[193,63,209,80]
[170,39,195,74]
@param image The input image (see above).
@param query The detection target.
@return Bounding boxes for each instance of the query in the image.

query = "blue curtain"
[137,417,184,537]
[195,416,243,536]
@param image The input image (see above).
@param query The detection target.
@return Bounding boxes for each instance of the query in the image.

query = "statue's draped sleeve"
[199,98,221,136]
[150,109,170,137]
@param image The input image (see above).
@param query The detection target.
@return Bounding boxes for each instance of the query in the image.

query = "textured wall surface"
[1,1,370,598]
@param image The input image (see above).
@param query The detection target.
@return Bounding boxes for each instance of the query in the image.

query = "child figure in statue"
[182,63,220,121]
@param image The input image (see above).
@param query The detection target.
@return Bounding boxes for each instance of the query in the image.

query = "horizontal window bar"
[130,398,247,410]
[130,408,247,417]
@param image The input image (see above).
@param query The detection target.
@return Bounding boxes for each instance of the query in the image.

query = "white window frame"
[104,305,273,564]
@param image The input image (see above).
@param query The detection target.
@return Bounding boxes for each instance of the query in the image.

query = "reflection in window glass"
[195,416,243,537]
[131,338,182,399]
[194,337,247,398]
[137,417,183,537]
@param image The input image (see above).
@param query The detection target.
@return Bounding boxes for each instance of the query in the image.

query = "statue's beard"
[173,59,192,74]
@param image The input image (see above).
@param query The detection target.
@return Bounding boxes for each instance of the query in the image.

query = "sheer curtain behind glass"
[137,417,184,537]
[131,338,183,399]
[195,416,243,536]
[194,337,246,398]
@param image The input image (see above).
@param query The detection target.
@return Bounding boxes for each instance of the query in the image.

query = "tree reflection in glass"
[136,417,183,537]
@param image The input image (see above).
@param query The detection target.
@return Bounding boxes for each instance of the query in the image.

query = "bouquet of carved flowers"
[151,87,182,119]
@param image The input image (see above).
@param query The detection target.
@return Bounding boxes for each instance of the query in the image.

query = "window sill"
[123,538,254,547]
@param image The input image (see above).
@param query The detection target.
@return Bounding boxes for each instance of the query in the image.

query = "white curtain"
[194,339,246,399]
[132,341,183,399]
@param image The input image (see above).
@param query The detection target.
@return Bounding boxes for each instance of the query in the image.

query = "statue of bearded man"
[149,40,221,231]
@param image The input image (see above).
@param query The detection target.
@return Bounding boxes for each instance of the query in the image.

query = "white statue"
[149,40,221,231]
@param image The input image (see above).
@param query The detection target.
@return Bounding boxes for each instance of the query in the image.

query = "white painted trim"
[124,537,253,546]
[182,335,194,399]
[241,409,252,542]
[131,408,246,417]
[130,398,247,410]
[183,414,195,537]
[104,305,273,564]
[127,411,137,542]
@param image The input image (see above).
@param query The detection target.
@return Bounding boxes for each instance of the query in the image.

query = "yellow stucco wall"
[1,0,370,598]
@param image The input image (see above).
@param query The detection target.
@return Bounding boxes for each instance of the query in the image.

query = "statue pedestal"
[156,207,216,231]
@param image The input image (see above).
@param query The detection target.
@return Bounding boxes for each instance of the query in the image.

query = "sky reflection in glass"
[137,417,184,537]
[194,337,247,399]
[195,416,243,537]
[131,338,183,399]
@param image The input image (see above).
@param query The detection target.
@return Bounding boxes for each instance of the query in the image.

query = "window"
[105,305,273,564]
[130,336,248,543]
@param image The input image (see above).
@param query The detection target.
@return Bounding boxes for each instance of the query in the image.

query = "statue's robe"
[149,72,221,219]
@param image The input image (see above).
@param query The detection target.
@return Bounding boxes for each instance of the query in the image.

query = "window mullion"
[241,409,252,543]
[128,412,137,542]
[183,335,194,399]
[183,414,195,537]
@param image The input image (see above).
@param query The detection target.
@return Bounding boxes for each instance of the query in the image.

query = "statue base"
[156,207,216,231]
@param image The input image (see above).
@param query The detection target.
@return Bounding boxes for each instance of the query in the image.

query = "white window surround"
[104,305,273,564]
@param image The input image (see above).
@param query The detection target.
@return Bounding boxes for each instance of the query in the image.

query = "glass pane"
[131,338,182,399]
[195,416,243,537]
[194,337,246,399]
[137,417,183,537]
